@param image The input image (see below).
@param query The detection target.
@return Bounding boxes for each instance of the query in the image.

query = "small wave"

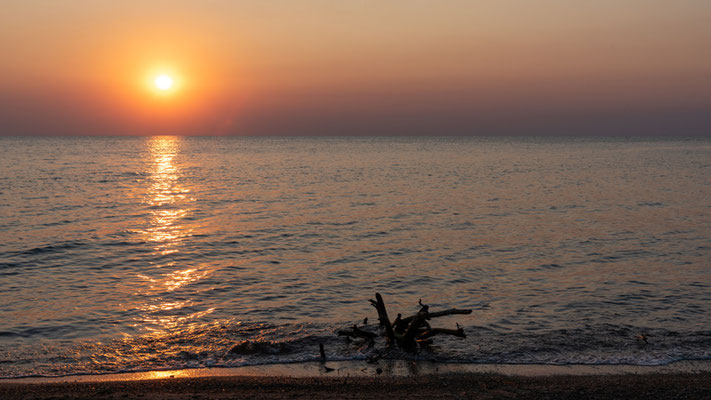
[526,263,565,271]
[1,321,710,378]
[637,201,665,207]
[4,241,87,258]
[228,340,293,355]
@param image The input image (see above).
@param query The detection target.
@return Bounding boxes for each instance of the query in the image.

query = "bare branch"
[337,325,377,340]
[401,308,472,324]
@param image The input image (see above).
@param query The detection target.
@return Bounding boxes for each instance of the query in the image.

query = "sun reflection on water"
[137,267,211,292]
[144,136,192,254]
[133,136,214,333]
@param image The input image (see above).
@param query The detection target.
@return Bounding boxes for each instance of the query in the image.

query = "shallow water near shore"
[1,136,710,378]
[5,360,711,384]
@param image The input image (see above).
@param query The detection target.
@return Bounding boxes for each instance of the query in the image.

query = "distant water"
[1,136,710,378]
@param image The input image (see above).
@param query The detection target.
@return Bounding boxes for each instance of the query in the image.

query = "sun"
[154,74,174,91]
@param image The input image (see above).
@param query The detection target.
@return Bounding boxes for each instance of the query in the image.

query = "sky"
[1,0,710,136]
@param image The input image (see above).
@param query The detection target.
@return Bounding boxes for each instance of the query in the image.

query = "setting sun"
[154,75,174,91]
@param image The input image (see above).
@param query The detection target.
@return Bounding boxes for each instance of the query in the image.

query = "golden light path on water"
[133,136,215,333]
[145,136,189,254]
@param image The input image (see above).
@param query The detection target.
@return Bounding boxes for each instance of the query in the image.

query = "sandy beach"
[3,361,711,399]
[2,372,710,399]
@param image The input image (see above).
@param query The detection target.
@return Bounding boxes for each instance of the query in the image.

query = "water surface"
[1,136,710,377]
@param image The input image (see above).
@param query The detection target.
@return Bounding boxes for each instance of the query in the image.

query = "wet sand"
[3,361,711,400]
[2,372,710,399]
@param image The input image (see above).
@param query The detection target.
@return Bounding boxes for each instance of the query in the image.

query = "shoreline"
[2,361,710,399]
[3,359,711,383]
[2,371,710,400]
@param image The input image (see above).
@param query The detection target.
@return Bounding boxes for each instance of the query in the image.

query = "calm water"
[1,136,710,378]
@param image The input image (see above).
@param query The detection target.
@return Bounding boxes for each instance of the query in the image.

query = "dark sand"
[2,372,710,399]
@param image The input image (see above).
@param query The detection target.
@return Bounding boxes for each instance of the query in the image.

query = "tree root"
[342,293,471,351]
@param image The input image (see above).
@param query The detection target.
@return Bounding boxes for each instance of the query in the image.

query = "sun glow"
[154,74,174,90]
[145,69,183,99]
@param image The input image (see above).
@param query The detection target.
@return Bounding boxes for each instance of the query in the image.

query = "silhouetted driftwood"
[342,293,471,351]
[417,325,466,340]
[369,293,395,344]
[319,343,326,361]
[399,308,473,325]
[337,324,377,341]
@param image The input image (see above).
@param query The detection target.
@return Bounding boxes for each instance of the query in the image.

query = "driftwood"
[342,293,472,351]
[369,293,395,344]
[399,308,473,325]
[418,326,466,340]
[337,324,378,341]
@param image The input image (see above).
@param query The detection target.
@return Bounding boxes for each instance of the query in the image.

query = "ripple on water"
[1,136,710,377]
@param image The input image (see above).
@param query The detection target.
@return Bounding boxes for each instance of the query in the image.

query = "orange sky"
[1,1,710,135]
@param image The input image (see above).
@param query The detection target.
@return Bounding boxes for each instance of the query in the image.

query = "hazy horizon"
[1,1,710,136]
